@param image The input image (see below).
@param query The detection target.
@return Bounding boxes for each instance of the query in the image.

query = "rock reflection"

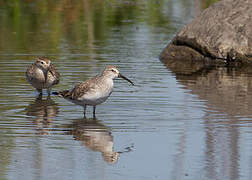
[162,58,252,116]
[69,118,119,164]
[26,94,59,135]
[162,59,252,179]
[179,66,252,116]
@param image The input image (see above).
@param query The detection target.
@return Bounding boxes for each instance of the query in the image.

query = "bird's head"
[102,65,134,85]
[35,57,51,71]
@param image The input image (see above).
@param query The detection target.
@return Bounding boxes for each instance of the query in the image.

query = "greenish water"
[1,0,252,180]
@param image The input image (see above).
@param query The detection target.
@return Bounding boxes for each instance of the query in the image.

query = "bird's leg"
[37,88,42,95]
[93,106,96,119]
[36,93,43,101]
[83,105,87,118]
[47,88,51,97]
[46,94,51,101]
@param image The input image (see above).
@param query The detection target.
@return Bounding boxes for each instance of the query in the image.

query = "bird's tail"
[52,90,70,98]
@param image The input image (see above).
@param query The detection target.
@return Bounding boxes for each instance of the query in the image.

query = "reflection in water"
[25,95,59,135]
[162,58,252,179]
[69,118,119,164]
[162,58,252,116]
[0,0,230,179]
[178,67,252,117]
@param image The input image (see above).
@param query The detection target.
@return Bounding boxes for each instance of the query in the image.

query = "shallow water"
[1,0,252,180]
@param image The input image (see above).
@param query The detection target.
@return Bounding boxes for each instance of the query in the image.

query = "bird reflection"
[69,118,119,164]
[26,94,59,135]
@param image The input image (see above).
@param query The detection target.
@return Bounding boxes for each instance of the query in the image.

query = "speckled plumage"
[26,57,60,95]
[54,65,134,117]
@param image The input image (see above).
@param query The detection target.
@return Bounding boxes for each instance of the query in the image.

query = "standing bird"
[26,57,60,96]
[53,65,134,117]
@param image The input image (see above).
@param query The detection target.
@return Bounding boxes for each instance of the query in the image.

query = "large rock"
[160,0,252,65]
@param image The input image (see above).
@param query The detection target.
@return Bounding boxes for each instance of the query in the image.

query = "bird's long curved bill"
[119,73,134,85]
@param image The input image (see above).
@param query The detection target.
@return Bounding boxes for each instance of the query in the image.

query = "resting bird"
[26,57,60,95]
[53,65,134,117]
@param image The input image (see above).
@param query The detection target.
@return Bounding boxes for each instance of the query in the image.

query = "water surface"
[1,0,252,180]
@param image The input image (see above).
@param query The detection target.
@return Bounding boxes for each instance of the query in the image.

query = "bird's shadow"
[25,94,59,135]
[65,117,134,164]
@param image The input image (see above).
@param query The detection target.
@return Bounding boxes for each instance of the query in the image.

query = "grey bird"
[53,65,134,117]
[26,57,60,95]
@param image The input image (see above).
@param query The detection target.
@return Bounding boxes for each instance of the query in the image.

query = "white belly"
[76,80,113,106]
[79,88,112,106]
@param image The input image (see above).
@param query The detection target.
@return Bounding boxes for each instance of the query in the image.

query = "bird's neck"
[99,76,114,90]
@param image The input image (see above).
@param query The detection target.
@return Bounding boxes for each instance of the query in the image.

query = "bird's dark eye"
[40,61,44,64]
[111,69,115,72]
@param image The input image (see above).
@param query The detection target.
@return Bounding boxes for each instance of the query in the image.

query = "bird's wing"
[70,76,100,100]
[26,64,36,81]
[48,64,60,85]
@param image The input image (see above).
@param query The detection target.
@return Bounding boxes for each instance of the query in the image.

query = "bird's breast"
[33,68,46,82]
